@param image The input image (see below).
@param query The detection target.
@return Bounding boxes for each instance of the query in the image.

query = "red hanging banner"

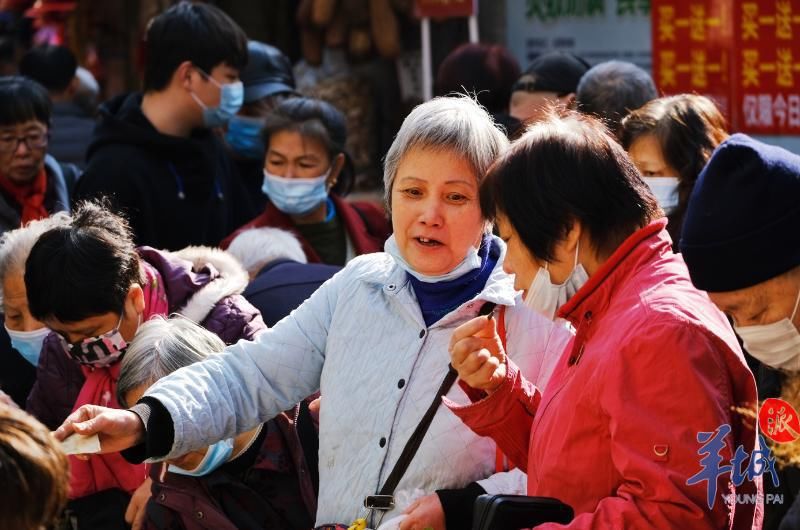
[651,0,733,121]
[732,0,800,134]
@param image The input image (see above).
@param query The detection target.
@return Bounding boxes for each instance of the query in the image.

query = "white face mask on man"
[734,286,800,372]
[524,242,589,321]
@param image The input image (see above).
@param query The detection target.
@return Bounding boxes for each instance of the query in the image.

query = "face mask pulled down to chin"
[524,242,589,321]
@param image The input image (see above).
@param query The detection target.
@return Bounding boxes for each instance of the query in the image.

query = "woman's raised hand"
[449,314,507,393]
[53,404,145,457]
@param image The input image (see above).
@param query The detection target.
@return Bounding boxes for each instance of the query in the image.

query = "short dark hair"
[263,97,354,195]
[481,110,661,261]
[620,94,729,240]
[143,1,248,92]
[435,43,521,115]
[19,45,77,93]
[0,405,69,530]
[0,76,51,127]
[25,200,142,323]
[576,60,658,136]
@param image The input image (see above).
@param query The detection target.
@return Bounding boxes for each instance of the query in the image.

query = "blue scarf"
[408,235,500,327]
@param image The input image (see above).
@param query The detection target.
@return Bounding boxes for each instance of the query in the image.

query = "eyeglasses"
[0,130,48,154]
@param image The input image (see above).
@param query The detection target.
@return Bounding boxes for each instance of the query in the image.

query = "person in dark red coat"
[117,316,315,530]
[221,97,390,265]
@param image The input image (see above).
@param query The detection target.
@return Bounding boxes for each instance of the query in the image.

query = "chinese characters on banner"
[651,1,732,120]
[414,0,474,18]
[653,1,800,135]
[735,1,800,134]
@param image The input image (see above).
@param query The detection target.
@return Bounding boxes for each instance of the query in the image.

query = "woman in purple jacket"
[23,199,266,530]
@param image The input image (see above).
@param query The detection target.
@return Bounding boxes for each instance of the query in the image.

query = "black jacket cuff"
[121,397,175,464]
[436,481,486,530]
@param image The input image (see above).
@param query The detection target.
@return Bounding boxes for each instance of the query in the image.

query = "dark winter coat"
[143,408,316,530]
[75,93,257,250]
[244,259,341,327]
[49,101,96,169]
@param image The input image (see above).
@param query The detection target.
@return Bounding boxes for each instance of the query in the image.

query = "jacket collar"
[557,218,671,326]
[379,235,518,328]
[44,154,70,212]
[331,194,385,254]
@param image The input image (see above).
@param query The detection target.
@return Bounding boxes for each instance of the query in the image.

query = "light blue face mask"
[261,168,330,216]
[168,437,234,477]
[5,324,50,366]
[190,68,243,129]
[642,176,680,215]
[384,234,483,283]
[225,115,266,159]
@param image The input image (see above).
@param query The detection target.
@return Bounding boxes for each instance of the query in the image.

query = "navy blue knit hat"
[680,133,800,292]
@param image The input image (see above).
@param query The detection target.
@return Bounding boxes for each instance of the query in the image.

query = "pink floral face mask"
[58,313,129,368]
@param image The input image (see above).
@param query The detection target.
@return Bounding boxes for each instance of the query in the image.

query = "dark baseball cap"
[512,51,590,95]
[241,40,296,104]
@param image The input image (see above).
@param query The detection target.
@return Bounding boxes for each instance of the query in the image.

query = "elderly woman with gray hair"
[55,96,571,530]
[117,316,316,530]
[0,213,78,405]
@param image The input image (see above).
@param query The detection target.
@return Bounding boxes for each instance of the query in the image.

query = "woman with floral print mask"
[23,200,266,529]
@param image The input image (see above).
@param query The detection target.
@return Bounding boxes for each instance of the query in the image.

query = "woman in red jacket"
[447,111,763,529]
[222,97,390,265]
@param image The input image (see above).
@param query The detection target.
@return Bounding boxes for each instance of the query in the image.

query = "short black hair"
[576,60,658,136]
[481,110,661,261]
[25,200,142,324]
[143,1,248,92]
[19,45,77,93]
[262,97,354,195]
[0,76,51,127]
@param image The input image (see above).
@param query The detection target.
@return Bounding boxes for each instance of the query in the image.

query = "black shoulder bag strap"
[368,301,498,509]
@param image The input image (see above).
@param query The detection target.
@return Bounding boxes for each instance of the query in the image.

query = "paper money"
[60,433,101,455]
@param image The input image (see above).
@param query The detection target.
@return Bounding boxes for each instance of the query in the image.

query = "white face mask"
[384,234,482,283]
[734,287,800,372]
[642,176,680,214]
[524,242,589,320]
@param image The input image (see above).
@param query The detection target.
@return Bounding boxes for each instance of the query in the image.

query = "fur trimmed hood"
[137,246,250,325]
[169,246,250,323]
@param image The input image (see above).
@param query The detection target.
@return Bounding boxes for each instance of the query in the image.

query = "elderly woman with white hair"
[55,96,571,530]
[0,213,78,405]
[117,316,316,530]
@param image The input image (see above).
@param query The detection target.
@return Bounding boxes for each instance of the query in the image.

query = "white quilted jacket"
[143,237,571,526]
